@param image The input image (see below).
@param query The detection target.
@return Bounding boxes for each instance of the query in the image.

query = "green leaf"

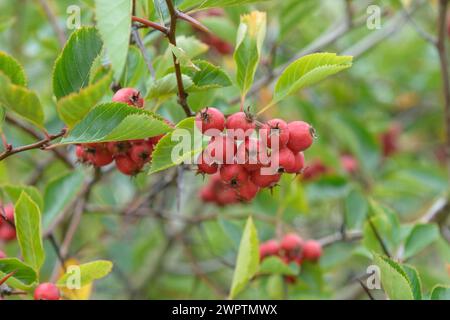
[0,258,38,291]
[430,285,450,300]
[120,46,149,93]
[149,117,202,174]
[0,73,45,128]
[273,53,353,103]
[229,216,259,299]
[180,0,271,11]
[234,11,266,97]
[0,107,5,132]
[43,170,85,231]
[373,253,414,300]
[60,102,172,144]
[147,73,194,100]
[169,44,200,71]
[259,256,299,276]
[404,223,439,259]
[57,71,113,128]
[1,184,43,211]
[0,50,27,86]
[184,60,232,91]
[53,27,103,100]
[402,264,422,300]
[266,274,284,300]
[94,0,132,79]
[57,260,113,287]
[14,192,45,272]
[345,189,368,229]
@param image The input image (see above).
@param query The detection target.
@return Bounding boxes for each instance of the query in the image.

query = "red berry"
[0,250,6,259]
[259,239,280,260]
[197,151,218,175]
[75,145,88,162]
[236,138,269,172]
[115,155,142,176]
[302,240,322,261]
[195,107,225,135]
[250,170,281,188]
[107,141,131,155]
[205,136,237,164]
[341,154,358,174]
[34,283,60,300]
[236,180,259,202]
[302,160,328,181]
[280,233,303,252]
[261,118,290,148]
[226,112,255,140]
[200,186,216,203]
[130,143,153,165]
[112,88,144,108]
[272,148,296,173]
[285,152,304,174]
[215,186,239,206]
[86,146,113,167]
[0,204,16,242]
[287,121,314,152]
[219,164,249,187]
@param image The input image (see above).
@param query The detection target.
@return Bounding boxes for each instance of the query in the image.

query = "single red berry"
[280,233,303,253]
[236,180,259,202]
[236,138,269,172]
[0,204,16,242]
[205,136,237,164]
[197,151,219,175]
[34,283,60,300]
[115,155,143,176]
[200,186,216,203]
[261,118,290,148]
[285,152,304,174]
[272,148,296,173]
[219,164,249,187]
[302,240,322,261]
[86,146,113,167]
[112,88,144,108]
[302,160,329,181]
[226,112,256,140]
[287,121,314,152]
[195,107,225,136]
[250,170,281,188]
[0,250,6,259]
[215,185,239,206]
[75,145,88,162]
[130,143,153,165]
[341,154,358,174]
[259,239,280,260]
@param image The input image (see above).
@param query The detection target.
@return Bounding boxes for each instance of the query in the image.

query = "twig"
[368,218,391,258]
[131,26,156,78]
[401,1,436,45]
[131,16,169,34]
[357,278,375,300]
[36,0,66,47]
[48,233,66,272]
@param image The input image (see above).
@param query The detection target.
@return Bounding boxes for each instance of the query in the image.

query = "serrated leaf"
[0,50,27,86]
[60,102,172,144]
[57,71,113,128]
[0,73,45,128]
[430,285,450,300]
[169,44,200,71]
[14,192,45,272]
[147,73,194,100]
[149,117,202,174]
[229,216,259,299]
[273,53,353,103]
[404,223,439,259]
[402,264,423,300]
[1,184,43,211]
[0,258,38,291]
[234,11,266,97]
[43,170,85,231]
[121,46,149,93]
[95,0,131,79]
[184,60,232,91]
[373,253,414,300]
[57,260,113,288]
[259,256,299,276]
[180,0,271,11]
[53,27,103,100]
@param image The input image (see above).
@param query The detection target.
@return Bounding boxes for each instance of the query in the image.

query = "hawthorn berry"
[75,145,88,162]
[0,204,16,242]
[302,240,322,261]
[112,88,144,108]
[197,151,219,175]
[0,250,6,259]
[259,240,280,260]
[250,170,281,188]
[34,283,60,300]
[130,142,153,165]
[236,180,259,202]
[287,121,315,153]
[285,152,304,174]
[226,112,255,140]
[236,138,269,172]
[273,148,296,173]
[302,160,328,181]
[200,186,216,203]
[205,136,237,164]
[341,154,358,174]
[215,185,239,206]
[261,118,290,148]
[86,145,113,167]
[280,233,303,253]
[107,141,132,155]
[115,154,142,176]
[195,107,225,135]
[220,164,249,187]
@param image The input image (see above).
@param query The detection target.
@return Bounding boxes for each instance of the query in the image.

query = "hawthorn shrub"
[0,0,449,301]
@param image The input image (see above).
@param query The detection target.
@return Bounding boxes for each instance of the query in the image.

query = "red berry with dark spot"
[130,142,153,165]
[259,239,280,260]
[195,107,225,135]
[220,164,249,187]
[261,118,290,148]
[236,180,259,202]
[86,146,113,167]
[285,152,304,174]
[302,240,322,261]
[197,151,219,175]
[115,155,143,176]
[250,170,281,188]
[34,283,60,300]
[273,148,296,173]
[226,112,256,140]
[280,233,303,252]
[112,88,144,108]
[0,204,16,242]
[107,141,131,155]
[287,121,314,152]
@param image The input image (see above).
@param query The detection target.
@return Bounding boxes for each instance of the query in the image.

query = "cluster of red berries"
[0,203,16,242]
[75,88,166,176]
[259,233,322,283]
[195,107,314,204]
[34,283,60,300]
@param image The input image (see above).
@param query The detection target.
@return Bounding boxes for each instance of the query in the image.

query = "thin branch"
[131,16,169,34]
[131,26,156,78]
[165,0,194,117]
[36,0,66,47]
[357,278,375,300]
[368,218,391,258]
[401,1,436,45]
[177,11,210,33]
